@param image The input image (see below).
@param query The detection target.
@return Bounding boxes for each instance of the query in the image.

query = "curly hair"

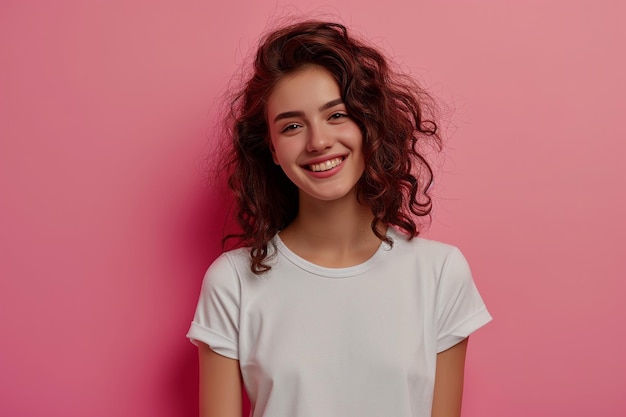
[222,20,441,274]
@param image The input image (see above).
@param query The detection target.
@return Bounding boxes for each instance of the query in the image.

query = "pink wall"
[1,1,624,416]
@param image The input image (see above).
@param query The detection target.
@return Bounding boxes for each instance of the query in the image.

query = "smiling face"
[266,66,365,203]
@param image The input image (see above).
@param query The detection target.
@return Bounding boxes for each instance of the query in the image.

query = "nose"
[306,124,333,152]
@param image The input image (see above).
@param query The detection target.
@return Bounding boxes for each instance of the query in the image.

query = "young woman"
[187,20,491,417]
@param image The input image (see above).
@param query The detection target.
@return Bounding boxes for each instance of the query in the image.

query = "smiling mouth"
[308,157,344,172]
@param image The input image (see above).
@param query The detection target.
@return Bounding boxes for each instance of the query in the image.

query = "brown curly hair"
[221,20,441,274]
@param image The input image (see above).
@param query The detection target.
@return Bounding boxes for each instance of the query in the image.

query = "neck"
[279,189,386,267]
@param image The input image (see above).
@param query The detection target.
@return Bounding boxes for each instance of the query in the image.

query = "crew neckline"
[274,228,400,278]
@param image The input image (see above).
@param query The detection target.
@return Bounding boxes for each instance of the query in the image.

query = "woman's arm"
[431,338,469,417]
[198,342,242,417]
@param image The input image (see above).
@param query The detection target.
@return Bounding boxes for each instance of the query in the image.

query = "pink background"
[1,0,624,416]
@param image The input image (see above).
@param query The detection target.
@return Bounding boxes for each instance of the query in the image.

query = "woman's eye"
[329,112,348,120]
[280,123,301,133]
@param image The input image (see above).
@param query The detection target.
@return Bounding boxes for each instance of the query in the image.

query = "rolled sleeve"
[435,247,492,353]
[186,253,241,359]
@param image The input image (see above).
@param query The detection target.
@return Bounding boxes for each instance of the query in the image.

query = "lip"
[301,154,347,167]
[302,155,347,179]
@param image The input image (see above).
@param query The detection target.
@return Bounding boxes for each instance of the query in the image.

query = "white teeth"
[309,157,343,172]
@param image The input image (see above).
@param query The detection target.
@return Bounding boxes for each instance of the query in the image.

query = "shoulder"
[203,242,281,285]
[215,247,253,270]
[388,228,463,264]
[201,247,252,291]
[385,229,473,289]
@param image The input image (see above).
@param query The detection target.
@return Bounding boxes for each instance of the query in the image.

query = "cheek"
[269,140,279,164]
[350,134,365,159]
[268,132,285,165]
[271,138,300,165]
[339,122,364,144]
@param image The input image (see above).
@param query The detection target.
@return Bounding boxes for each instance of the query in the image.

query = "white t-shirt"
[187,228,492,417]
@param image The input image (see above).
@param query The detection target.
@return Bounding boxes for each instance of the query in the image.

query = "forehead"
[266,66,341,115]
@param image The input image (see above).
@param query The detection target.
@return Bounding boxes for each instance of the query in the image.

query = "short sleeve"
[435,247,492,353]
[186,253,241,359]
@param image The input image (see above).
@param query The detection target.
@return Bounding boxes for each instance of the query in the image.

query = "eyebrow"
[273,98,344,123]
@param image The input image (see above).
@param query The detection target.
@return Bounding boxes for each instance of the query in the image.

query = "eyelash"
[280,123,301,133]
[329,112,347,120]
[279,112,348,133]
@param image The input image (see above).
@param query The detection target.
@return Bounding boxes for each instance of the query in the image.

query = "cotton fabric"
[187,228,492,417]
